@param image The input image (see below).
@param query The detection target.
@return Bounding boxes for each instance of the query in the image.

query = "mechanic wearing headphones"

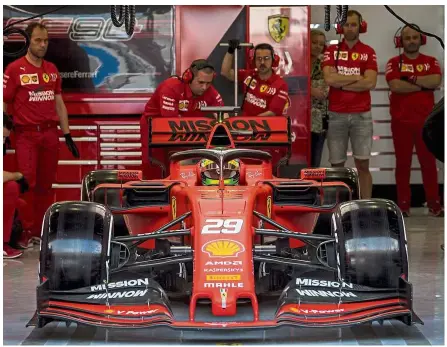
[140,59,224,178]
[385,24,443,217]
[221,40,290,117]
[322,10,378,199]
[3,22,79,249]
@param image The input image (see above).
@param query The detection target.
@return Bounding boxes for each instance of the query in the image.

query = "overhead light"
[330,40,339,44]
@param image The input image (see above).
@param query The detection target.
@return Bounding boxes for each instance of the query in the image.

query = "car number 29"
[201,219,244,234]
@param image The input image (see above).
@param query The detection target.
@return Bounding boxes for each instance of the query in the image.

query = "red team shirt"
[142,77,224,118]
[386,53,442,123]
[3,57,62,125]
[237,69,289,116]
[322,40,378,113]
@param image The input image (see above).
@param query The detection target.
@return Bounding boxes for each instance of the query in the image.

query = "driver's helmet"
[200,158,240,186]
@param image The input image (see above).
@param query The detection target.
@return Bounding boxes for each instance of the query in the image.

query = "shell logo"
[202,239,245,257]
[290,307,299,313]
[179,100,189,111]
[21,75,30,84]
[104,308,115,314]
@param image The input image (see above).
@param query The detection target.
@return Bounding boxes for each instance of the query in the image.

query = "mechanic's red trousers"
[140,116,150,179]
[391,120,441,211]
[3,181,19,243]
[14,125,60,237]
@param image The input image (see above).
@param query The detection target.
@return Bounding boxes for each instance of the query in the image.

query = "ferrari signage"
[268,14,289,43]
[220,288,228,309]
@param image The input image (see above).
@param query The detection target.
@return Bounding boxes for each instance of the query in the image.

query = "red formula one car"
[29,116,422,330]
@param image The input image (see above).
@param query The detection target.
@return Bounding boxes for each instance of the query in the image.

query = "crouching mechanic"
[3,22,79,248]
[221,40,289,116]
[140,59,224,179]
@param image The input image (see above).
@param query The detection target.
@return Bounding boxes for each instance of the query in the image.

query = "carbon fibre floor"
[3,208,444,345]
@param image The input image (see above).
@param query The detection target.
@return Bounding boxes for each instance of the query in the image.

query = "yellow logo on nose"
[202,239,245,257]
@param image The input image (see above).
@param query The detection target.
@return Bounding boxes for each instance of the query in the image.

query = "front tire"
[40,201,113,291]
[332,199,409,288]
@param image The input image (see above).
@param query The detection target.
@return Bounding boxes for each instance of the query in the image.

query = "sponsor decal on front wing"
[91,278,150,291]
[87,289,148,300]
[296,289,356,298]
[296,278,354,289]
[289,307,345,314]
[104,309,159,316]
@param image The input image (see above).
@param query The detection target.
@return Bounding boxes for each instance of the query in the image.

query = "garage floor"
[3,208,444,345]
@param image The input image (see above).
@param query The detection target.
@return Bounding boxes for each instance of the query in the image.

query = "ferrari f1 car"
[29,116,421,330]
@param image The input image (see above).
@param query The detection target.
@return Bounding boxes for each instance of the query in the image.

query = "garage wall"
[310,5,444,185]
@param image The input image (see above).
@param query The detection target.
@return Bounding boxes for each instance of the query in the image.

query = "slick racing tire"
[40,201,112,291]
[331,199,409,289]
[81,170,128,236]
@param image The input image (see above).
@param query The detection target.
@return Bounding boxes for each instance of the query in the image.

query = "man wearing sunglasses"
[221,41,290,117]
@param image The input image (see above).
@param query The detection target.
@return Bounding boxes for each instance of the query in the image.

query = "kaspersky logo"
[202,239,245,257]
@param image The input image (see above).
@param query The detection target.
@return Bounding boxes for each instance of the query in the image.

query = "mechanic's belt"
[15,122,58,132]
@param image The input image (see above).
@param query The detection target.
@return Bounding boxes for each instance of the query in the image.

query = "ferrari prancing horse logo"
[268,14,289,43]
[352,53,359,61]
[43,73,50,83]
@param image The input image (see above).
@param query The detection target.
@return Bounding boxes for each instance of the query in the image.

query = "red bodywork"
[34,118,416,329]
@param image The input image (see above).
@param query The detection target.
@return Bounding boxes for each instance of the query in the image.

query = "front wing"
[29,277,422,330]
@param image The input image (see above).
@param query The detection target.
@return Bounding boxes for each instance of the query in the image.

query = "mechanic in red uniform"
[3,23,79,248]
[3,114,29,258]
[322,10,378,199]
[386,24,443,217]
[221,41,289,117]
[140,59,224,178]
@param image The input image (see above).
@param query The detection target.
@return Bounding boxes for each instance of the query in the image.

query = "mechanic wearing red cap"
[3,22,79,248]
[386,24,443,217]
[221,40,290,117]
[322,10,378,199]
[140,59,224,179]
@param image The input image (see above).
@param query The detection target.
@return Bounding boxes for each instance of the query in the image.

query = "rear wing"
[148,116,291,148]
